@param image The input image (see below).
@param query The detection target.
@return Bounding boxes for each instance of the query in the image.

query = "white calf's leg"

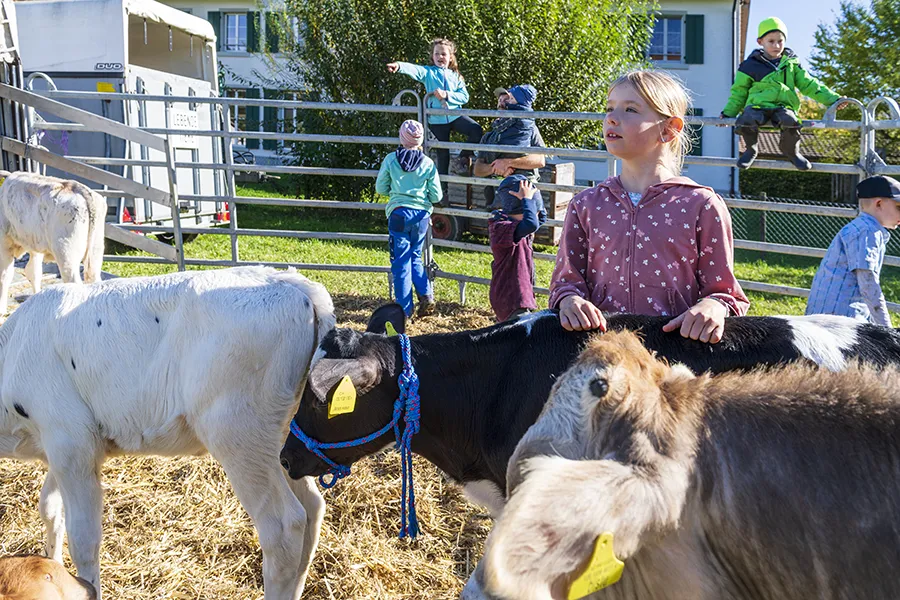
[0,245,14,314]
[39,472,66,563]
[199,412,310,600]
[50,238,82,285]
[285,475,325,589]
[25,252,43,295]
[45,443,104,599]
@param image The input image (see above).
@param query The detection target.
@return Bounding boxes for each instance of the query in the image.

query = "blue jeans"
[388,207,433,316]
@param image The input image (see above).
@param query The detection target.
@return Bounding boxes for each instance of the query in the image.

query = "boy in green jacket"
[720,16,847,170]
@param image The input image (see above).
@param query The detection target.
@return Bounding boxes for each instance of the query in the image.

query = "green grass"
[103,183,900,324]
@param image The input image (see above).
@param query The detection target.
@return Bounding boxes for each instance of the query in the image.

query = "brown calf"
[0,556,95,600]
[466,330,900,600]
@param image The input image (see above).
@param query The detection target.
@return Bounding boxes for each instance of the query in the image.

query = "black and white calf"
[281,306,900,518]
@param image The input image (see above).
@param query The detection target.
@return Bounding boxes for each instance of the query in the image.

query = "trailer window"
[224,13,248,52]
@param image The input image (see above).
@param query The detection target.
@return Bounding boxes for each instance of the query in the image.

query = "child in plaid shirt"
[806,175,900,326]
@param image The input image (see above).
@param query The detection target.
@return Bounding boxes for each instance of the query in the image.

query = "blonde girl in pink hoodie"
[550,70,749,343]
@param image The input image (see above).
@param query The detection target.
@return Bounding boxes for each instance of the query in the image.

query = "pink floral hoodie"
[549,176,749,318]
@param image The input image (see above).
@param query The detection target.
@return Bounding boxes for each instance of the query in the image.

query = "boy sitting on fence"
[488,175,547,321]
[720,16,847,171]
[375,120,442,318]
[806,175,900,327]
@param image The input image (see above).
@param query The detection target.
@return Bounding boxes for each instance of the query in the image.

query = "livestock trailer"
[15,0,229,235]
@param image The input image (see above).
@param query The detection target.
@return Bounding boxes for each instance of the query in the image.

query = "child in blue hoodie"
[488,175,546,321]
[375,120,443,318]
[387,38,483,176]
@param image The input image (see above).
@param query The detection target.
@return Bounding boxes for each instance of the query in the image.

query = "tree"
[809,0,900,102]
[809,0,900,167]
[270,0,655,199]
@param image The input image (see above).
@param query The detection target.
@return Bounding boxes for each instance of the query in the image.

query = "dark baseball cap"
[857,175,900,201]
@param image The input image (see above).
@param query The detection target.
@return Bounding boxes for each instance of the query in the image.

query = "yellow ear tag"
[384,321,399,337]
[567,532,624,600]
[328,376,357,419]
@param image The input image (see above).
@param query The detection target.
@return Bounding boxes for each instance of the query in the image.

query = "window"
[649,16,683,62]
[224,13,248,52]
[278,92,299,151]
[225,88,247,145]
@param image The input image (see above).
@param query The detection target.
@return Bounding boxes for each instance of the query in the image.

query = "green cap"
[758,16,787,39]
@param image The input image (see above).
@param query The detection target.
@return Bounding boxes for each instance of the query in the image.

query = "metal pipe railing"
[4,85,900,310]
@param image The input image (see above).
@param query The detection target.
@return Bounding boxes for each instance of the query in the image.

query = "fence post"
[865,97,900,178]
[861,99,874,179]
[220,104,239,265]
[163,91,185,271]
[163,137,185,271]
[759,191,767,243]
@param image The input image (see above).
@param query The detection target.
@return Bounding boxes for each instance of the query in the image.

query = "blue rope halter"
[289,333,421,538]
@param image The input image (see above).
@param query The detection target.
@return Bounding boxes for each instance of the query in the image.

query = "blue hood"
[508,84,537,109]
[396,147,425,172]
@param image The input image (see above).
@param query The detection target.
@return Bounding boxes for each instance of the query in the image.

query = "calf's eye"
[589,376,609,398]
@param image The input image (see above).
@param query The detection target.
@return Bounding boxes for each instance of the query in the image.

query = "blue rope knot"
[395,334,420,538]
[289,333,422,539]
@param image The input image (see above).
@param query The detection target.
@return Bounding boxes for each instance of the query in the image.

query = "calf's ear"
[308,357,382,402]
[367,303,407,335]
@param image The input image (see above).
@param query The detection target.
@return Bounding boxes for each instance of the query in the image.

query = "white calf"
[0,266,335,599]
[0,171,106,314]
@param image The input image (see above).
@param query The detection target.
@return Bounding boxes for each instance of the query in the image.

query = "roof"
[739,130,858,162]
[126,0,216,41]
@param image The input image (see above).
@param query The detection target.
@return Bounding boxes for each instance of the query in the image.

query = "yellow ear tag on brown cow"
[328,376,357,419]
[385,321,399,337]
[567,532,624,600]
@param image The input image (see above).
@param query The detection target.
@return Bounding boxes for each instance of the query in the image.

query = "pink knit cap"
[399,120,424,149]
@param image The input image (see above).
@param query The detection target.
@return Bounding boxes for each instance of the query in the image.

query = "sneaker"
[449,155,472,176]
[416,294,436,318]
[789,153,812,171]
[736,147,758,170]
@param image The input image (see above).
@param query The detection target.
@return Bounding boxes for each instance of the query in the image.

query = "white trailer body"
[16,0,228,229]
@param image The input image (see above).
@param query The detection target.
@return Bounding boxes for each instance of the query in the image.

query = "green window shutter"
[207,11,221,51]
[266,13,280,53]
[263,89,281,150]
[689,108,703,156]
[245,88,261,150]
[684,15,704,64]
[247,11,259,52]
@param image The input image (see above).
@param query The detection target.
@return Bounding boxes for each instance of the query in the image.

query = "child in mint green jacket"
[387,38,483,176]
[375,120,443,318]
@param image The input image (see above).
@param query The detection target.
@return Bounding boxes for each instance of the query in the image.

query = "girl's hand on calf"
[663,298,728,344]
[559,296,606,332]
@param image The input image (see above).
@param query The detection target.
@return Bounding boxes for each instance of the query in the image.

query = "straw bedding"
[0,293,499,599]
